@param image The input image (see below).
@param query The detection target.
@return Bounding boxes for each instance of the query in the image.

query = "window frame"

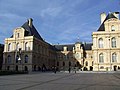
[111,37,116,48]
[98,38,103,48]
[99,53,104,63]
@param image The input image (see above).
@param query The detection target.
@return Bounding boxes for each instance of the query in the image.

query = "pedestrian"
[68,67,71,73]
[54,66,57,74]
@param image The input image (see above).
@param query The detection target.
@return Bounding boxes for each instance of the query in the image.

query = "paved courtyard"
[0,72,120,90]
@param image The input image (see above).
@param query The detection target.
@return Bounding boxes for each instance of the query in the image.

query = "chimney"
[28,18,33,27]
[100,12,106,24]
[113,12,119,19]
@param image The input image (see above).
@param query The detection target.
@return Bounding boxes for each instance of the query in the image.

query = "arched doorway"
[90,66,93,71]
[25,66,28,71]
[16,65,18,71]
[113,65,117,71]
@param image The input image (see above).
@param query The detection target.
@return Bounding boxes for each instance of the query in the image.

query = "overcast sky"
[0,0,120,44]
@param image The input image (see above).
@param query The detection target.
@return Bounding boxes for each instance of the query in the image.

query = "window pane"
[99,53,104,63]
[111,38,116,48]
[8,43,11,51]
[111,25,115,31]
[112,53,117,62]
[99,38,103,48]
[8,55,11,64]
[25,55,28,63]
[16,55,19,63]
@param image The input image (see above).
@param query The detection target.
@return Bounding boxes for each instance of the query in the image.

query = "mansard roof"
[98,13,117,31]
[0,43,4,47]
[83,43,92,50]
[21,18,44,41]
[54,44,75,51]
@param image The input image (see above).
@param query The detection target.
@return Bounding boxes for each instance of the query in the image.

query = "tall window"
[98,38,103,48]
[16,55,19,63]
[99,53,104,63]
[8,43,11,51]
[25,42,29,51]
[112,53,117,62]
[25,55,28,63]
[17,33,20,38]
[8,55,11,64]
[16,43,20,51]
[111,25,115,31]
[111,37,116,48]
[85,61,88,66]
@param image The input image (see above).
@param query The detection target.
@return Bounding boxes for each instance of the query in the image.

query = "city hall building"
[2,12,120,72]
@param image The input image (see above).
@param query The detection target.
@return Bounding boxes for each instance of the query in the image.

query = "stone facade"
[54,42,93,71]
[92,12,120,71]
[2,12,120,72]
[2,19,56,71]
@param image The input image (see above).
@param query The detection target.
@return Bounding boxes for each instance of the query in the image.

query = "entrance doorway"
[90,66,93,71]
[113,65,117,71]
[25,66,28,71]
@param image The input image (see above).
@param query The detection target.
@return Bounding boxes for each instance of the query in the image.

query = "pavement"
[0,71,120,90]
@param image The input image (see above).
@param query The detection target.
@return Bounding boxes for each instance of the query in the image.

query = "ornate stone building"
[92,12,120,71]
[54,42,93,71]
[2,18,56,71]
[2,12,120,72]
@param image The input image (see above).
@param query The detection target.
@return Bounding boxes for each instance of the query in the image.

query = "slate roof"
[83,43,92,50]
[54,44,75,51]
[21,19,44,41]
[98,13,117,31]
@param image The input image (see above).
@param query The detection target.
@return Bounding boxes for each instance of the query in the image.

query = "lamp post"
[18,48,22,71]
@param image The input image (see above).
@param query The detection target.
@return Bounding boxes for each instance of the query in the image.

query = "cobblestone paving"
[0,72,120,90]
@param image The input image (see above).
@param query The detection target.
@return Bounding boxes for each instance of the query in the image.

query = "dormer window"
[111,25,115,31]
[17,33,20,38]
[63,46,67,51]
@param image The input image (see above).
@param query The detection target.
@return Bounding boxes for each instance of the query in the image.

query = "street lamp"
[18,48,22,71]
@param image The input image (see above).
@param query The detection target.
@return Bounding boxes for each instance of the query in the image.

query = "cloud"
[0,0,119,44]
[40,7,63,17]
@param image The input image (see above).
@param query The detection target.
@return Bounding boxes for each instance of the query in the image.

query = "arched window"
[111,37,116,48]
[8,43,11,51]
[85,61,88,66]
[16,55,19,63]
[16,43,20,51]
[25,66,28,71]
[8,55,11,64]
[25,42,29,51]
[25,55,28,63]
[98,38,103,48]
[111,25,115,31]
[99,53,104,63]
[112,53,117,62]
